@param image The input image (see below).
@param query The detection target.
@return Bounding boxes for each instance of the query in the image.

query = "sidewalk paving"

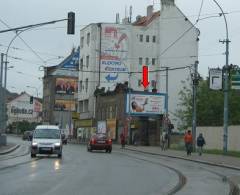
[0,143,20,155]
[124,145,240,170]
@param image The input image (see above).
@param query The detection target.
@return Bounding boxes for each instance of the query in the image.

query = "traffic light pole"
[0,12,75,135]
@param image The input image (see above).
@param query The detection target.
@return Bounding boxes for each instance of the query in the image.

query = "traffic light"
[30,96,33,104]
[67,12,75,34]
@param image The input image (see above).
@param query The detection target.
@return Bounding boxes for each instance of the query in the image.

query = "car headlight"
[54,142,61,146]
[32,142,38,146]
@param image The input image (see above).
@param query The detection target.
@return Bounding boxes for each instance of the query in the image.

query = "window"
[87,33,90,45]
[139,57,143,65]
[152,36,156,43]
[86,55,89,68]
[80,36,84,48]
[79,101,84,112]
[152,58,156,66]
[139,34,143,42]
[80,58,83,70]
[145,58,149,65]
[109,106,113,119]
[138,80,142,87]
[85,78,88,92]
[151,80,156,88]
[146,35,149,42]
[79,81,83,92]
[84,100,89,112]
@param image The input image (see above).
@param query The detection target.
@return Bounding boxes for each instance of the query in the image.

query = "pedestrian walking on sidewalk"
[184,130,193,156]
[120,133,125,149]
[197,133,206,156]
[161,131,168,151]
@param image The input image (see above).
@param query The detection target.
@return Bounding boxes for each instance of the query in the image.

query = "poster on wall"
[97,121,107,134]
[107,119,116,140]
[100,24,130,91]
[54,100,75,111]
[55,78,78,95]
[126,92,166,116]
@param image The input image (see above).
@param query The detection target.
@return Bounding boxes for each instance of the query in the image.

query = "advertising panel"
[100,24,130,91]
[55,78,77,95]
[97,120,107,134]
[126,92,166,116]
[209,68,222,90]
[107,119,117,140]
[54,100,75,111]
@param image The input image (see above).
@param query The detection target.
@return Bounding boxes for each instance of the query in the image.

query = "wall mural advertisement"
[126,92,166,116]
[97,120,107,134]
[100,24,130,91]
[54,100,75,111]
[55,78,77,95]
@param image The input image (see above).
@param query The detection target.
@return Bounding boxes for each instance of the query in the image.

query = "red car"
[87,133,112,153]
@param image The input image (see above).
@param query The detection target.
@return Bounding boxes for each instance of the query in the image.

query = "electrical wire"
[0,18,47,64]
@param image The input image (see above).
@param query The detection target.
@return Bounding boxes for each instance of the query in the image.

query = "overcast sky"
[0,0,239,97]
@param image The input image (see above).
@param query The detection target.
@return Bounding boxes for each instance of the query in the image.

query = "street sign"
[231,69,240,90]
[209,68,222,90]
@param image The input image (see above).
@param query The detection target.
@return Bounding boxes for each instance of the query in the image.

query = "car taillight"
[108,139,112,144]
[91,138,96,144]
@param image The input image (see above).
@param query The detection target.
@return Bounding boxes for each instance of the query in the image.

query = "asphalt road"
[0,136,239,195]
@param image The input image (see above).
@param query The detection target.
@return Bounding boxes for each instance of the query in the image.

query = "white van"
[31,125,62,158]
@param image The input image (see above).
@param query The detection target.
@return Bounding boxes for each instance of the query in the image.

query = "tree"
[175,79,240,127]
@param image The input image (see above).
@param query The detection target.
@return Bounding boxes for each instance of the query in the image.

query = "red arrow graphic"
[141,65,149,89]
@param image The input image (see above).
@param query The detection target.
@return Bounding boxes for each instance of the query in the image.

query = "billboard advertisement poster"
[126,92,166,116]
[97,121,107,134]
[209,68,222,90]
[107,119,116,140]
[55,78,77,95]
[54,100,75,111]
[100,24,130,91]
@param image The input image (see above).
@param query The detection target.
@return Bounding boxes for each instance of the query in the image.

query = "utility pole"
[212,0,230,153]
[0,53,4,132]
[192,61,199,151]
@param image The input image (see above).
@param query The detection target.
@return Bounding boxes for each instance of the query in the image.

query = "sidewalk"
[125,145,240,170]
[0,143,20,155]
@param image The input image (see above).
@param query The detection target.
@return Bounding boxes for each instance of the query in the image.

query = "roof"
[133,11,160,26]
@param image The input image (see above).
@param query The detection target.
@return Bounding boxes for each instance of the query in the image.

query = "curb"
[125,147,240,171]
[0,144,20,155]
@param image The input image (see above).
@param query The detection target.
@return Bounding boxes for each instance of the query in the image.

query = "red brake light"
[108,139,112,144]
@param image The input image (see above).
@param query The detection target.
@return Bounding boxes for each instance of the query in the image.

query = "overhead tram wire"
[0,19,46,64]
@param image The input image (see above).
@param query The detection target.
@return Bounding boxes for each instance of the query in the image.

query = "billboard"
[125,92,166,116]
[55,78,77,95]
[97,120,107,134]
[209,68,222,90]
[107,119,117,140]
[54,100,75,111]
[100,24,130,91]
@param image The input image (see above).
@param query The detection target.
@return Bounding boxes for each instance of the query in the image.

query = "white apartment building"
[78,0,199,128]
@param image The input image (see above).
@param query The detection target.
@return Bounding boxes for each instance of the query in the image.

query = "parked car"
[87,133,112,153]
[22,131,33,141]
[31,125,62,158]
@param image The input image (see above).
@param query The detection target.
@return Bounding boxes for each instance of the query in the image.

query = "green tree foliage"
[175,79,240,127]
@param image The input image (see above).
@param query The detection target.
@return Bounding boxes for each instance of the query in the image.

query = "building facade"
[78,0,199,131]
[7,92,42,125]
[42,48,79,135]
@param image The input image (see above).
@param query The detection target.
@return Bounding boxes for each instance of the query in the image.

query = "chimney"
[147,5,153,17]
[161,0,175,8]
[116,13,120,24]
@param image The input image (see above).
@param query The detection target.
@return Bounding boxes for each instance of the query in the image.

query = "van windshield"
[33,129,60,139]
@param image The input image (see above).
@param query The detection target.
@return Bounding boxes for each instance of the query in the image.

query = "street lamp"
[26,85,39,97]
[212,0,230,153]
